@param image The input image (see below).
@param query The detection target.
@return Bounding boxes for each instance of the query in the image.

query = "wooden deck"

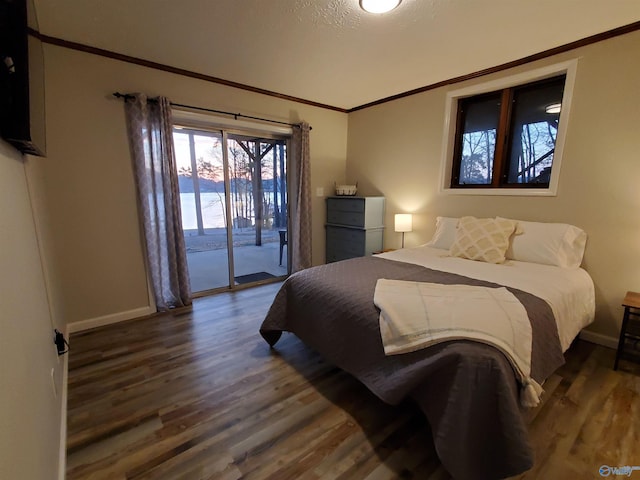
[66,283,640,479]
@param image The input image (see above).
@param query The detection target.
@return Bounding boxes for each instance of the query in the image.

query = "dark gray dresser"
[325,196,385,263]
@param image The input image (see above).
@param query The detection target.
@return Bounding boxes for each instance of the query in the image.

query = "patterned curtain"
[289,122,312,272]
[124,94,192,310]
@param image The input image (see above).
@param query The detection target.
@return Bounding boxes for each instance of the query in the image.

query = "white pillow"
[498,217,587,268]
[425,216,459,249]
[449,216,519,264]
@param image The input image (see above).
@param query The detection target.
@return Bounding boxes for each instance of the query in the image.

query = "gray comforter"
[260,256,565,480]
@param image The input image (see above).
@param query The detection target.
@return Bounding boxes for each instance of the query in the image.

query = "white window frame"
[172,108,293,137]
[439,59,578,196]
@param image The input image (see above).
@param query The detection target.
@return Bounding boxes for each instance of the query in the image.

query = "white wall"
[0,141,65,479]
[346,30,640,343]
[31,44,348,329]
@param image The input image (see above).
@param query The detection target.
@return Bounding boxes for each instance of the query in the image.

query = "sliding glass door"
[173,126,289,294]
[226,133,288,286]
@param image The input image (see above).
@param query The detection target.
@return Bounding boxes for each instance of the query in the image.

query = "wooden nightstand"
[614,291,640,370]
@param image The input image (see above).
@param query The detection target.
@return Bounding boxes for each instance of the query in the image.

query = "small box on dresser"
[325,196,385,263]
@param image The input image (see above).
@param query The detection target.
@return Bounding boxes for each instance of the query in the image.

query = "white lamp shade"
[394,213,412,233]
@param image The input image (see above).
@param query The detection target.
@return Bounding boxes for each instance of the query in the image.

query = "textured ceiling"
[32,0,640,110]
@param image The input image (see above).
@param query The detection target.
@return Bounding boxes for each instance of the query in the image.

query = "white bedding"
[375,245,595,352]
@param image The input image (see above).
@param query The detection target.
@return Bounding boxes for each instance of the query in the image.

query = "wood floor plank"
[67,282,640,479]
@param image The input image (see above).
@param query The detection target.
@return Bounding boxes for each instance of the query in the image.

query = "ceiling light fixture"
[359,0,402,14]
[545,103,562,114]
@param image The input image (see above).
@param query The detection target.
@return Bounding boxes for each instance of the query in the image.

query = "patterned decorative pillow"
[449,216,519,264]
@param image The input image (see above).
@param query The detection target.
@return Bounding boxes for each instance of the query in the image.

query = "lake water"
[180,192,226,229]
[180,192,280,229]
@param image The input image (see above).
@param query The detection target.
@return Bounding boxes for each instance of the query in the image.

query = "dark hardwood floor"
[66,283,640,479]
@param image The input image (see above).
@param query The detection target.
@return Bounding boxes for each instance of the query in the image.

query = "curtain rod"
[112,92,310,130]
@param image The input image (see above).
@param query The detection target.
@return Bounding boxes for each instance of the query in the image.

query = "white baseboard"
[579,329,618,349]
[67,305,155,333]
[58,338,69,480]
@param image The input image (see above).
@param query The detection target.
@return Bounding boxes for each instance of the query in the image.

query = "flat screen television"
[0,0,46,157]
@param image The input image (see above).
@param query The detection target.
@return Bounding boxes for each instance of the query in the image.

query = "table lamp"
[394,213,412,248]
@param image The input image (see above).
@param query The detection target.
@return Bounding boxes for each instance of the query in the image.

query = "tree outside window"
[451,75,565,189]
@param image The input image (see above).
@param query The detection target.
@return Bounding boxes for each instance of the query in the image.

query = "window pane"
[227,134,288,280]
[174,129,230,292]
[456,94,501,185]
[506,76,565,185]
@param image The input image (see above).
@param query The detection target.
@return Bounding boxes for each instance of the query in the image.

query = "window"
[452,75,565,188]
[440,61,577,196]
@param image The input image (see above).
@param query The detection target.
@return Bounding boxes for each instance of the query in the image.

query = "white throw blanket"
[374,279,543,407]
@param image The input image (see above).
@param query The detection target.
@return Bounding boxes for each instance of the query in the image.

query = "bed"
[259,216,595,479]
